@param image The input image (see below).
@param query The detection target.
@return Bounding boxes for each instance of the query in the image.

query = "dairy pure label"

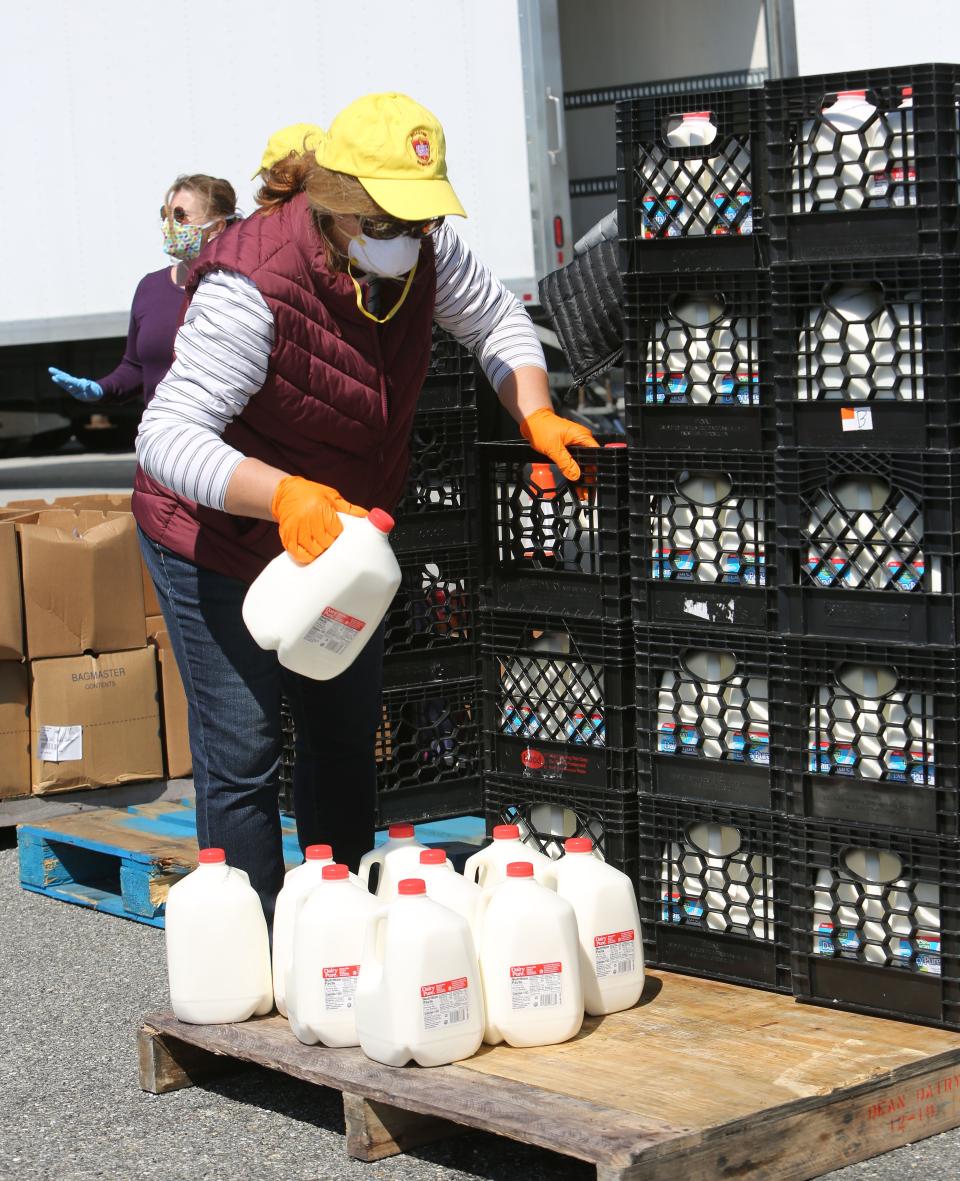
[322,965,359,1011]
[420,976,470,1029]
[594,930,636,978]
[509,962,563,1009]
[305,606,366,654]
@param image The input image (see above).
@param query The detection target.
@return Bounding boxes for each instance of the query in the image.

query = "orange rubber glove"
[519,407,599,482]
[270,476,367,563]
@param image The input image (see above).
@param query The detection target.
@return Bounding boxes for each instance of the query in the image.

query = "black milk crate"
[638,797,791,992]
[480,608,635,794]
[764,63,960,263]
[617,86,767,272]
[483,774,640,890]
[622,269,773,451]
[772,257,960,451]
[782,637,960,836]
[629,449,776,632]
[382,544,481,687]
[420,326,477,413]
[278,684,482,825]
[788,818,960,1030]
[635,623,783,811]
[479,439,630,620]
[393,406,478,552]
[776,449,960,646]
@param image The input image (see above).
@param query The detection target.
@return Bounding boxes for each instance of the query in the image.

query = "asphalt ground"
[3,452,960,1179]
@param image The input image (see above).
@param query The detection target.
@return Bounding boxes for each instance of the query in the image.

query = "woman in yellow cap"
[134,92,597,923]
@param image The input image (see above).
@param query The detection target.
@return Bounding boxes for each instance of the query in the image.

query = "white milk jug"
[358,823,426,897]
[812,846,939,972]
[649,295,757,407]
[285,864,381,1047]
[476,862,583,1047]
[165,848,273,1024]
[554,837,645,1016]
[464,823,558,889]
[242,508,402,680]
[793,90,888,212]
[418,848,485,943]
[271,843,332,1019]
[355,878,484,1066]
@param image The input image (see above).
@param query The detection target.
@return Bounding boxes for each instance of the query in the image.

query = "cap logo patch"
[410,129,433,167]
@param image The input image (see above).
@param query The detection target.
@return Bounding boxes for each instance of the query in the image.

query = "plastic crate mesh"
[396,414,474,515]
[795,281,924,402]
[658,818,777,942]
[807,662,935,785]
[648,468,766,587]
[799,472,933,592]
[632,119,755,240]
[385,549,476,654]
[788,87,917,214]
[641,291,761,406]
[656,646,770,767]
[376,682,479,791]
[808,844,941,976]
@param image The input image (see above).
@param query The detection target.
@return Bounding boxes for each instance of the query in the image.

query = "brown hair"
[166,174,238,223]
[255,156,383,268]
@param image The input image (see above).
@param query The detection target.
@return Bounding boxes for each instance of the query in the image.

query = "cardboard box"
[19,510,146,659]
[0,661,31,799]
[0,523,24,660]
[150,630,192,779]
[30,647,163,794]
[141,555,161,618]
[145,614,165,642]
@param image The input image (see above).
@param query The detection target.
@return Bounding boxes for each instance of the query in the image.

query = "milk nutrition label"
[420,977,470,1029]
[305,606,366,654]
[510,962,563,1009]
[594,930,636,978]
[322,965,359,1011]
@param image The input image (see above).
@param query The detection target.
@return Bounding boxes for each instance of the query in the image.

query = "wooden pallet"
[18,799,486,927]
[139,969,960,1180]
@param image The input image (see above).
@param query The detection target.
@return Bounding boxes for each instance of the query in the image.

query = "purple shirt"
[97,267,186,405]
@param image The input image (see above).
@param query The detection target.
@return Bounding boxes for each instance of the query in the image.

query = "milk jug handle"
[361,907,390,973]
[357,851,379,890]
[473,887,494,943]
[463,849,482,886]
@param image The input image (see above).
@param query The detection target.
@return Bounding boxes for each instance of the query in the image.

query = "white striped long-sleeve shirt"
[136,222,546,510]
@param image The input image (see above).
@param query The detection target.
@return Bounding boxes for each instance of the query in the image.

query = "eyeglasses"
[160,205,193,224]
[358,215,444,241]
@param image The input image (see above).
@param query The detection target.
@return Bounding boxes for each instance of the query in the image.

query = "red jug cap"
[389,824,415,838]
[398,878,426,895]
[565,837,593,853]
[420,849,446,865]
[507,862,534,878]
[604,441,627,449]
[493,824,520,840]
[368,508,395,534]
[305,844,333,861]
[198,848,226,864]
[322,864,349,881]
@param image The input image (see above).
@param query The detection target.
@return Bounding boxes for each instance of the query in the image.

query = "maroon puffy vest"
[132,192,437,582]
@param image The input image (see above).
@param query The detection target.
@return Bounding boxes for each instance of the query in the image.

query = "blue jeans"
[139,529,384,925]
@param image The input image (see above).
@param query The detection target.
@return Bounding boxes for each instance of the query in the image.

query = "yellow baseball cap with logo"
[252,123,325,180]
[317,93,466,220]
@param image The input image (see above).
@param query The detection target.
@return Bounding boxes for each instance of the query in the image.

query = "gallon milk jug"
[554,837,645,1016]
[242,508,402,680]
[418,849,485,943]
[793,90,888,212]
[476,862,583,1047]
[812,846,940,973]
[358,823,426,897]
[165,848,273,1024]
[271,844,332,1018]
[285,864,381,1047]
[464,824,558,889]
[355,878,484,1066]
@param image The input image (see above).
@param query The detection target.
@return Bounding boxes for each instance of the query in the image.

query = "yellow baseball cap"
[317,93,466,220]
[252,123,325,180]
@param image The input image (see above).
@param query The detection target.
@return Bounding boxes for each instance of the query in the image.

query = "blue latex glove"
[48,366,103,402]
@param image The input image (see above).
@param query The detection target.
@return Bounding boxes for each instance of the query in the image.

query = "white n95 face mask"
[347,233,421,278]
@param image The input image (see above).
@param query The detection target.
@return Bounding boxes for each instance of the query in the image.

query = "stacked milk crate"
[619,85,792,993]
[281,328,485,827]
[476,434,638,883]
[766,64,960,1030]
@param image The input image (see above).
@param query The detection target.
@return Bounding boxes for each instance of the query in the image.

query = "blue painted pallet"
[17,799,486,928]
